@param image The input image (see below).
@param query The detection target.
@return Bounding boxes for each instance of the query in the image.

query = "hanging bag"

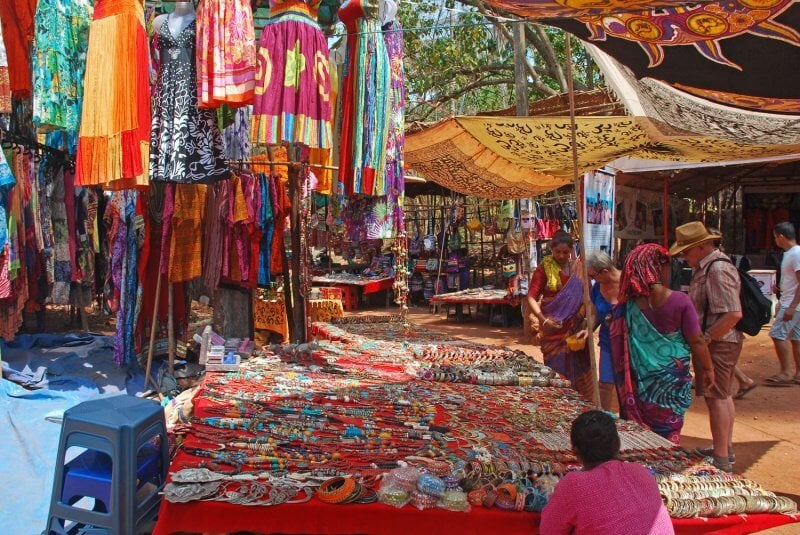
[423,205,436,252]
[506,201,525,255]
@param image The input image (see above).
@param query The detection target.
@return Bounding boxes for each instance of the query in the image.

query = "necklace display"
[169,317,797,518]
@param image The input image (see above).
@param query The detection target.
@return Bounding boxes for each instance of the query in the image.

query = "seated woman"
[527,231,593,400]
[610,244,714,444]
[539,410,674,535]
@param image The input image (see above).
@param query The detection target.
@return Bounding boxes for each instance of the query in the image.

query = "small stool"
[318,286,345,302]
[46,395,169,535]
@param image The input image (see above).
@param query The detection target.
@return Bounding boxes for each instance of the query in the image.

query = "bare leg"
[771,337,795,378]
[705,396,734,458]
[792,340,800,379]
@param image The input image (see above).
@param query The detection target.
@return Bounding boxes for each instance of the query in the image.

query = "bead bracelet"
[316,477,357,504]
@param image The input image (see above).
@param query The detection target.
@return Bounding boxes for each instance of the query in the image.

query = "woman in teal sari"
[610,244,714,444]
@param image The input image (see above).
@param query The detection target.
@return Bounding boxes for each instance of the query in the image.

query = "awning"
[405,115,800,199]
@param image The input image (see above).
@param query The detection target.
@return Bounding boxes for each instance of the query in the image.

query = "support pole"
[663,175,669,249]
[167,282,175,375]
[566,34,600,408]
[288,146,306,343]
[143,269,163,393]
[513,21,528,117]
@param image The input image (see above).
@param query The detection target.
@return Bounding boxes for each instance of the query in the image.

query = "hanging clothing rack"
[0,128,73,163]
[227,160,339,171]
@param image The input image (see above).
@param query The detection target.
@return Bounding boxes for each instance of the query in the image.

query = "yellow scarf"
[542,255,564,292]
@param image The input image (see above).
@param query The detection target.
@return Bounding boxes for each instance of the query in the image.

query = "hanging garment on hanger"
[76,0,150,190]
[196,0,256,107]
[383,11,404,203]
[0,23,10,113]
[251,0,332,148]
[150,17,229,184]
[337,0,391,196]
[32,0,93,132]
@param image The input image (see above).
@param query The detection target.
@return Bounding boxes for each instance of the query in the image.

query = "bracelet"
[316,477,356,504]
[417,473,446,497]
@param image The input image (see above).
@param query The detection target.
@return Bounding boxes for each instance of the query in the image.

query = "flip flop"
[764,375,794,386]
[734,383,757,399]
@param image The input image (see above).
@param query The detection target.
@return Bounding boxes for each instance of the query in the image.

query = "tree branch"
[418,77,515,121]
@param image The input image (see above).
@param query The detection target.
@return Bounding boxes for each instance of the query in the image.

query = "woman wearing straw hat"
[670,221,743,472]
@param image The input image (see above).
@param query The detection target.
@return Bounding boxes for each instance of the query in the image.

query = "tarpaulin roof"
[476,1,713,20]
[538,1,800,113]
[404,115,800,199]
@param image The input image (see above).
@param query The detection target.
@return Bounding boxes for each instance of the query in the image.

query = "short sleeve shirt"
[688,249,743,344]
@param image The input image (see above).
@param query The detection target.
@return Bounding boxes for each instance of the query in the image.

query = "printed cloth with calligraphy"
[307,298,344,323]
[253,298,289,341]
[405,115,800,198]
[153,317,797,535]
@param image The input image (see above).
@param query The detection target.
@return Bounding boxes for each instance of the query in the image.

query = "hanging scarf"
[542,255,563,293]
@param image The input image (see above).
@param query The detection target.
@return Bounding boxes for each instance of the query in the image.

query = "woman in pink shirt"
[539,411,674,535]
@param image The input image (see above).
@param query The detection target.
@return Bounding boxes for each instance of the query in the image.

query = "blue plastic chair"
[45,395,168,535]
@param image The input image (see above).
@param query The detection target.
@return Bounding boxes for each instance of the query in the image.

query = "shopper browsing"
[765,221,800,386]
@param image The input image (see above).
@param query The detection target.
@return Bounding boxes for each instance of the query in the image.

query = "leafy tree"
[399,0,600,122]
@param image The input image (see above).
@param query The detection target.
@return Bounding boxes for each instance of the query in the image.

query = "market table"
[430,289,520,325]
[154,319,798,535]
[312,274,395,309]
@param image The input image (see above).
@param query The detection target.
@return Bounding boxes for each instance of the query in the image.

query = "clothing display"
[32,0,94,132]
[150,18,229,184]
[0,0,36,96]
[76,0,150,190]
[251,0,333,148]
[196,0,256,108]
[0,23,11,113]
[383,10,405,216]
[338,0,390,196]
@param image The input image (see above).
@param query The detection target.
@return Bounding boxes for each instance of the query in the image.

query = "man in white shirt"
[766,221,800,385]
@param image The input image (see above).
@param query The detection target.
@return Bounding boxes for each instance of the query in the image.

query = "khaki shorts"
[696,340,743,399]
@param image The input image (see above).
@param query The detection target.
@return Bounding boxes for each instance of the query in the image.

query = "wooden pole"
[143,268,163,393]
[288,146,306,343]
[513,21,528,117]
[663,175,669,248]
[167,282,175,375]
[566,34,601,408]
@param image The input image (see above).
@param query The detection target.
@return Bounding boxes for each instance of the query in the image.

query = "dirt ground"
[404,305,800,534]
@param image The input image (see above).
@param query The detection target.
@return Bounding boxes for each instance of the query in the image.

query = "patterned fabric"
[76,0,150,190]
[223,107,252,161]
[49,164,71,304]
[169,184,206,282]
[540,276,593,400]
[688,248,743,344]
[542,255,564,293]
[0,23,11,113]
[253,298,289,340]
[338,0,390,196]
[149,18,229,184]
[251,1,333,148]
[619,243,670,303]
[308,298,344,323]
[0,0,35,95]
[32,0,94,132]
[383,17,405,223]
[610,301,692,444]
[196,0,256,107]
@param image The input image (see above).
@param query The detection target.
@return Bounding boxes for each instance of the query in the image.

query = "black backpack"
[703,258,773,337]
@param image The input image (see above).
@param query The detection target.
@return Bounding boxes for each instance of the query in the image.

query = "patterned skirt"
[196,0,256,108]
[76,0,150,190]
[251,5,332,149]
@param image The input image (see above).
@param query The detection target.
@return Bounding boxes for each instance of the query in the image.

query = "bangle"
[317,477,357,504]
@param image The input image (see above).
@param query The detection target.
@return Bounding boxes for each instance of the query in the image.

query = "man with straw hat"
[670,221,743,472]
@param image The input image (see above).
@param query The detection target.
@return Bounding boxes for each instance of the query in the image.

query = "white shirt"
[780,245,800,310]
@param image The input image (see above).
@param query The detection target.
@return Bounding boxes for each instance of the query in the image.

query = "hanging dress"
[0,23,11,113]
[337,0,391,196]
[76,0,150,190]
[149,18,229,184]
[32,0,94,132]
[196,0,257,107]
[251,0,332,149]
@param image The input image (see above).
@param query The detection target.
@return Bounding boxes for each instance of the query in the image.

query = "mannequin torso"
[154,1,196,40]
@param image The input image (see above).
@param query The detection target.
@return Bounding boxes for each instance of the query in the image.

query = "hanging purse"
[423,209,436,252]
[506,202,525,255]
[426,258,439,271]
[448,227,461,250]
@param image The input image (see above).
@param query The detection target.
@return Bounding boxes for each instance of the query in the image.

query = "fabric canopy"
[541,1,800,113]
[473,1,712,20]
[404,115,800,199]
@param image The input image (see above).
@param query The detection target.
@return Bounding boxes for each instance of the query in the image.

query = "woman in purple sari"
[527,231,593,400]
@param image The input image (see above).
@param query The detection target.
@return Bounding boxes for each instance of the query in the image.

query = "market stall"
[153,318,798,535]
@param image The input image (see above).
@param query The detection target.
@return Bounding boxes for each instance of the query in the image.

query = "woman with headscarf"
[610,243,715,443]
[527,231,593,400]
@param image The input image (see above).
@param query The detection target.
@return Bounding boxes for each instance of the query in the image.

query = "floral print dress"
[149,18,229,184]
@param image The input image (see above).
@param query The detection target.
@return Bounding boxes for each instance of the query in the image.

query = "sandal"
[734,383,758,399]
[764,374,794,386]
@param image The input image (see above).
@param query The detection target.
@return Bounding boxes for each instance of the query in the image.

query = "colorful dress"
[251,0,332,148]
[338,0,390,196]
[528,257,593,400]
[610,301,693,444]
[149,18,229,184]
[196,0,256,107]
[32,0,94,132]
[76,0,150,190]
[383,12,405,211]
[0,23,11,113]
